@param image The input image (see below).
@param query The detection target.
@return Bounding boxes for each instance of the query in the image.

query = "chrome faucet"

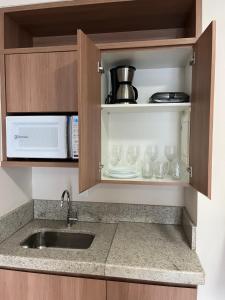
[60,190,78,227]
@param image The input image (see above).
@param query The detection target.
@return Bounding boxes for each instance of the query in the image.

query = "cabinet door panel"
[189,21,216,198]
[107,281,197,300]
[0,269,106,300]
[5,51,77,113]
[78,30,101,192]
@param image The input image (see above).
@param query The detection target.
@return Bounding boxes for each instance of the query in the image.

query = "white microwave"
[6,115,79,160]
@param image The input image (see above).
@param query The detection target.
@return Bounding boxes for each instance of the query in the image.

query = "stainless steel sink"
[20,231,95,250]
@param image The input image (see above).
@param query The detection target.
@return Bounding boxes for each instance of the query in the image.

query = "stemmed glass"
[126,145,140,166]
[164,145,177,176]
[145,145,158,163]
[142,145,158,179]
[110,144,122,166]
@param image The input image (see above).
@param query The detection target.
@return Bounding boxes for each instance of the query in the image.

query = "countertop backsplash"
[0,199,196,250]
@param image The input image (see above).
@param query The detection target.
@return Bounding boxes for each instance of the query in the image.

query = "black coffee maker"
[106,66,138,104]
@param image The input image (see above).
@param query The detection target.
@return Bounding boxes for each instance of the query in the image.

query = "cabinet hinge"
[187,166,193,178]
[189,52,196,66]
[98,61,104,74]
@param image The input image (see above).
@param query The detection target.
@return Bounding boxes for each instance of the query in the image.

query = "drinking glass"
[145,145,158,162]
[164,145,177,176]
[154,160,168,179]
[126,145,140,166]
[110,144,122,166]
[171,160,183,180]
[142,161,153,179]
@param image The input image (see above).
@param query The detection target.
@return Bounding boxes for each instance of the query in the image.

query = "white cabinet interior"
[101,46,193,185]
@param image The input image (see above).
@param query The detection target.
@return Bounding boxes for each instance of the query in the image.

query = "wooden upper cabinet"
[189,21,216,199]
[0,269,106,300]
[2,0,202,50]
[5,51,78,113]
[107,281,197,300]
[78,30,101,192]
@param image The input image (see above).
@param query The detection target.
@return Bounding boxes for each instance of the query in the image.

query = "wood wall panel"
[195,0,202,37]
[2,0,195,37]
[4,15,33,49]
[5,51,77,113]
[78,30,101,192]
[107,281,197,300]
[33,28,185,47]
[0,54,7,161]
[189,21,215,198]
[0,13,6,161]
[0,269,106,300]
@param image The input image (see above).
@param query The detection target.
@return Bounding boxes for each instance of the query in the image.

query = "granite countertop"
[106,222,204,285]
[0,219,204,286]
[0,220,117,276]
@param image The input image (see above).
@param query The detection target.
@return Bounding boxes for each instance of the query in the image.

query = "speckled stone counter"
[106,222,204,285]
[0,220,204,286]
[0,220,117,276]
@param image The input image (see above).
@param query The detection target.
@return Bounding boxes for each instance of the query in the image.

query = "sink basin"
[20,231,95,250]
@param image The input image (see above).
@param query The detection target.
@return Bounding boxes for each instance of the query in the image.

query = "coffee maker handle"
[133,86,138,100]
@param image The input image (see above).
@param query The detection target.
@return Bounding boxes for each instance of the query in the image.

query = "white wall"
[195,1,225,299]
[0,168,32,217]
[0,0,33,216]
[32,168,184,205]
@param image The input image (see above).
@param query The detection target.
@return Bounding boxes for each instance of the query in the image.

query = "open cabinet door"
[78,30,101,192]
[189,21,216,198]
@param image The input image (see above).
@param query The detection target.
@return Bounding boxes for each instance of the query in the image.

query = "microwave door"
[6,116,68,159]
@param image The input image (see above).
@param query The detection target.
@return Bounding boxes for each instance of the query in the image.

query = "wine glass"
[164,145,177,176]
[145,145,158,162]
[142,145,158,179]
[110,144,122,166]
[126,145,140,166]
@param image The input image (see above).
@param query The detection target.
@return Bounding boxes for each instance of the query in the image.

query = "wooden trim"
[196,0,202,37]
[1,37,195,54]
[1,0,133,13]
[97,37,196,50]
[0,161,78,168]
[33,35,77,47]
[0,54,7,161]
[0,12,4,49]
[207,21,216,198]
[0,14,6,161]
[3,45,77,54]
[32,28,185,48]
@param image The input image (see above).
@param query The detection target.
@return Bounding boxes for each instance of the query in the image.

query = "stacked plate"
[104,167,138,179]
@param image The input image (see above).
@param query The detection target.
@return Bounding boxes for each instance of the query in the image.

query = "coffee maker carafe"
[106,66,138,104]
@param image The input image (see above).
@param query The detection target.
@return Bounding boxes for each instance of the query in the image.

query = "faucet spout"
[61,190,78,227]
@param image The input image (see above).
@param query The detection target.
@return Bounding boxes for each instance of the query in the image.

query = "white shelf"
[101,175,189,186]
[101,103,191,113]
